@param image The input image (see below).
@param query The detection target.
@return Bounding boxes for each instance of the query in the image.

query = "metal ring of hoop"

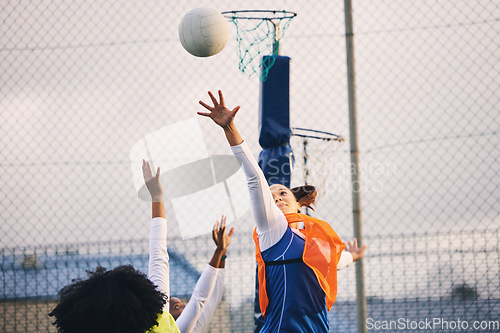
[292,127,344,142]
[221,10,297,21]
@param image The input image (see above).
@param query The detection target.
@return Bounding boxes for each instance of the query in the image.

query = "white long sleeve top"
[148,217,171,312]
[177,265,225,333]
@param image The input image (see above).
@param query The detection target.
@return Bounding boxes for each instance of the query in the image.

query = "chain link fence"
[1,0,498,332]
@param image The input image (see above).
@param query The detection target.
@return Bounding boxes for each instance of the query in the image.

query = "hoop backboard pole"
[271,20,283,55]
[344,1,368,332]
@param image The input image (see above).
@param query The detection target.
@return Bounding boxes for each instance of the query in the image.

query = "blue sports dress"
[260,227,328,332]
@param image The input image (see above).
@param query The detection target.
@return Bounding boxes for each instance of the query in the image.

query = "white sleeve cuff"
[230,140,246,153]
[149,217,167,240]
[337,250,354,270]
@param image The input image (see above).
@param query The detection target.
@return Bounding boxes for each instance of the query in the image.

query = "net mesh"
[223,10,296,81]
[290,128,345,198]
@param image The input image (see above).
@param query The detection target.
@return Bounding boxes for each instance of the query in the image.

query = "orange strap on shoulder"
[253,228,269,316]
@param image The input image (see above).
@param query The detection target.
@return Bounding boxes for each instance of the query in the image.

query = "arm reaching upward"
[198,91,287,251]
[176,216,234,333]
[143,159,170,311]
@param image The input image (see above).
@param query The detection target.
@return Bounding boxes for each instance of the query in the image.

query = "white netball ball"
[178,7,229,57]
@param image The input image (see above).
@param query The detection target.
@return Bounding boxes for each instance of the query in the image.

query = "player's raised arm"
[142,159,170,312]
[198,90,243,147]
[198,91,287,249]
[175,216,234,333]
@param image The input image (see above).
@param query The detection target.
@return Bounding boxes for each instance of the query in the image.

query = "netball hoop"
[290,128,345,199]
[222,10,297,81]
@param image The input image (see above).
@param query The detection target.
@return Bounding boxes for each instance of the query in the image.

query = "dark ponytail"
[290,185,317,211]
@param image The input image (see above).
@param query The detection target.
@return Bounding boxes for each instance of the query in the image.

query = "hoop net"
[222,10,296,81]
[290,128,345,198]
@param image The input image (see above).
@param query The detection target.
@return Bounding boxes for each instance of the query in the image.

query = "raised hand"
[212,215,234,254]
[142,159,163,202]
[198,90,240,129]
[345,238,367,262]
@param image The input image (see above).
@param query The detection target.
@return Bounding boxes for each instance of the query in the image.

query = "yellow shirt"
[147,312,181,333]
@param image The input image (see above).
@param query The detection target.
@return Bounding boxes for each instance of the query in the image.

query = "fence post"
[343,1,367,332]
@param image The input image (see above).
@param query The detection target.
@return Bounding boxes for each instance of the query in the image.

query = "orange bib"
[253,213,345,317]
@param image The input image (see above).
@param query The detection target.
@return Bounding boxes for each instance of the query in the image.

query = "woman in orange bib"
[199,90,366,332]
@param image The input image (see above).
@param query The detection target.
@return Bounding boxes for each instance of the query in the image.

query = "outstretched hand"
[142,159,163,202]
[212,215,234,254]
[198,90,240,129]
[345,238,367,262]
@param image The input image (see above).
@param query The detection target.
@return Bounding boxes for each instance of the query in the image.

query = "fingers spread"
[231,106,240,115]
[142,160,153,180]
[199,100,213,111]
[218,90,225,106]
[208,91,218,106]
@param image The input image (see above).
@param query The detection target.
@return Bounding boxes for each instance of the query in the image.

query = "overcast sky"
[1,0,497,251]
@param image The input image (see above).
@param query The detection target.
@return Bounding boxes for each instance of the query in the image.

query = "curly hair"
[49,265,166,333]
